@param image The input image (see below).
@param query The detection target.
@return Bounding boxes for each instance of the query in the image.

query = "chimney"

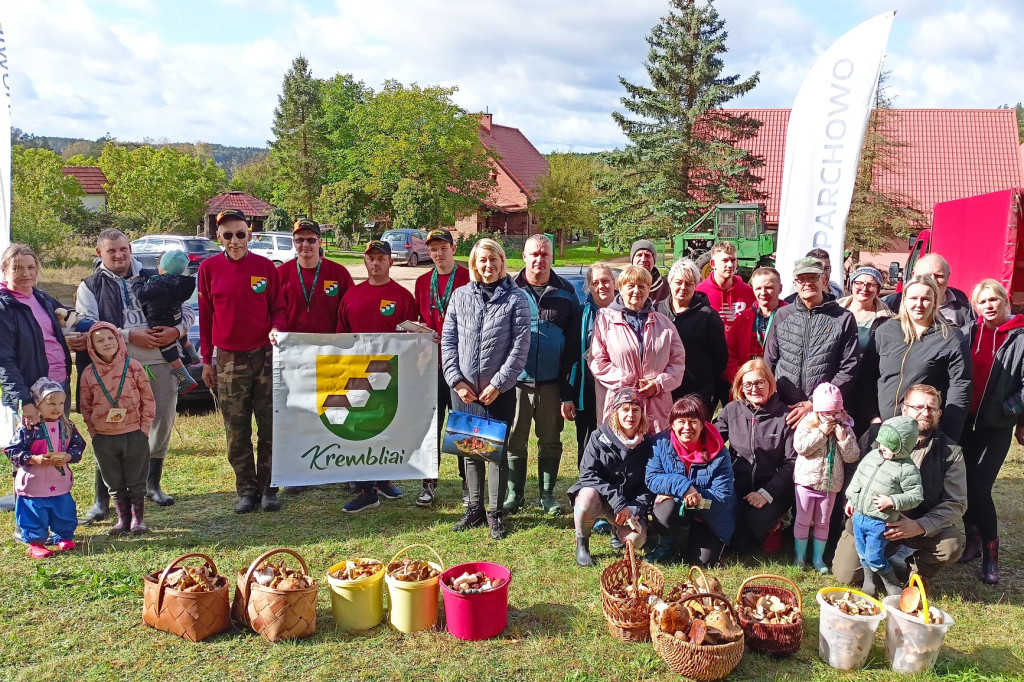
[478,112,492,134]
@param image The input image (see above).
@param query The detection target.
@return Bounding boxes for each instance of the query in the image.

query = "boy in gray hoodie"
[845,415,925,596]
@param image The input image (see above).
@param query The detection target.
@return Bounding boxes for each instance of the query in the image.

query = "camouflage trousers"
[216,346,276,498]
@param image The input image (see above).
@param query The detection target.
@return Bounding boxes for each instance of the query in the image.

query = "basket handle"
[239,547,311,603]
[688,565,711,592]
[678,592,740,622]
[908,573,930,624]
[387,544,445,575]
[625,538,638,591]
[155,553,219,612]
[736,573,803,612]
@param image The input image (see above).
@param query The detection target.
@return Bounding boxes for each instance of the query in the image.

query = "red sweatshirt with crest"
[277,258,355,333]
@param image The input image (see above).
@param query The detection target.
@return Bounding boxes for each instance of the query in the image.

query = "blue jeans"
[853,511,891,572]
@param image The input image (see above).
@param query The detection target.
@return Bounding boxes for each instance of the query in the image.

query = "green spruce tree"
[598,0,763,245]
[270,55,328,219]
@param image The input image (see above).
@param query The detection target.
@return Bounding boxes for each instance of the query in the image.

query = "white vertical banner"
[0,21,9,256]
[775,11,895,294]
[271,332,438,487]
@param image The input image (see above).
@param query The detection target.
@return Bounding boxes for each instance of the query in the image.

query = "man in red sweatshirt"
[413,229,470,507]
[733,266,786,362]
[199,209,286,514]
[695,241,755,396]
[337,240,417,513]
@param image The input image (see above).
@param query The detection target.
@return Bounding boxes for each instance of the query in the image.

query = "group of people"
[1,222,1019,593]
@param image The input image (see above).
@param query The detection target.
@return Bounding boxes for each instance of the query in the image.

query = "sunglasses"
[294,237,319,245]
[219,231,248,241]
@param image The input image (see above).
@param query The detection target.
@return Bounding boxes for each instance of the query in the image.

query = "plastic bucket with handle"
[882,575,955,673]
[440,561,512,641]
[817,587,887,670]
[385,544,444,633]
[326,558,386,631]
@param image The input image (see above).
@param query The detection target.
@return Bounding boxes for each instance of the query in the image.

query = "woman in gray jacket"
[442,239,531,540]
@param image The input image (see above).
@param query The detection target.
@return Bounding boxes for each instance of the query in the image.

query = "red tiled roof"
[61,166,108,195]
[205,191,275,217]
[726,108,1024,225]
[479,122,550,202]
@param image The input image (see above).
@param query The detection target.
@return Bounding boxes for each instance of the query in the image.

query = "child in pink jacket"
[80,321,156,535]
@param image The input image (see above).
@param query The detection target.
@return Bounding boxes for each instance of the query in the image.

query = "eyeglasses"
[853,281,879,290]
[905,403,939,414]
[220,231,248,241]
[742,379,767,390]
[795,277,821,287]
[294,237,319,245]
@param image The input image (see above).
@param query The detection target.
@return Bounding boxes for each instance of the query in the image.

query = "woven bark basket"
[142,553,231,642]
[233,548,319,643]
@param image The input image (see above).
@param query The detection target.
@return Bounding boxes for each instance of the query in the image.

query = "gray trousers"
[573,486,647,548]
[146,362,178,460]
[92,430,150,499]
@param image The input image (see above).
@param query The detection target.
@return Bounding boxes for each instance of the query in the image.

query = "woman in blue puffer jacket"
[442,239,531,540]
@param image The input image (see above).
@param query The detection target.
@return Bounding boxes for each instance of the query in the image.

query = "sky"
[4,0,1023,154]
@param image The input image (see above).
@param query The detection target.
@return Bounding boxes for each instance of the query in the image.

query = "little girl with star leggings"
[5,378,86,559]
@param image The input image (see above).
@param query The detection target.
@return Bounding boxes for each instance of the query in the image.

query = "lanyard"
[430,265,459,318]
[825,436,837,491]
[92,360,130,407]
[40,421,68,476]
[755,308,777,348]
[297,259,323,312]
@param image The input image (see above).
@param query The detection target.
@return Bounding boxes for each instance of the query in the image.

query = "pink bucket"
[440,562,511,641]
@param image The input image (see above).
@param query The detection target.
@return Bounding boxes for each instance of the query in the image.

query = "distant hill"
[11,128,267,177]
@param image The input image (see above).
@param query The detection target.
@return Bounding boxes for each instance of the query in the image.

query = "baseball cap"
[425,228,454,245]
[793,257,824,276]
[364,240,392,256]
[292,219,321,236]
[215,209,247,226]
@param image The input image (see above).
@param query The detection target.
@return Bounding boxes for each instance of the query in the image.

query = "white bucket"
[881,596,955,673]
[816,588,887,671]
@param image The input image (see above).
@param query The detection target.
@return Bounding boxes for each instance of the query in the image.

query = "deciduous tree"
[229,155,277,204]
[533,152,600,256]
[11,146,84,264]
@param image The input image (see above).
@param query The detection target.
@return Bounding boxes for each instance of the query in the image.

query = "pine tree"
[597,0,763,245]
[269,56,328,219]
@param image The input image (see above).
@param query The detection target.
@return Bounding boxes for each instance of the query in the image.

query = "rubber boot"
[108,497,131,535]
[130,497,148,534]
[981,539,1000,584]
[171,365,198,394]
[575,536,592,567]
[646,534,674,563]
[959,523,982,563]
[877,567,903,597]
[792,537,808,569]
[82,470,110,524]
[811,539,829,574]
[502,454,527,514]
[538,457,563,516]
[860,564,877,597]
[145,458,175,506]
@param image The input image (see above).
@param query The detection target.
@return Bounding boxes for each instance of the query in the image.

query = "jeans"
[853,512,891,572]
[15,494,77,544]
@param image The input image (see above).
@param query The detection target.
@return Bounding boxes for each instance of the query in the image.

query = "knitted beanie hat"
[630,239,657,261]
[811,382,843,413]
[159,250,190,275]
[876,415,919,458]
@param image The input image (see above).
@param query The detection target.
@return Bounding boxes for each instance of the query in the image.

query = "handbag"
[441,409,507,463]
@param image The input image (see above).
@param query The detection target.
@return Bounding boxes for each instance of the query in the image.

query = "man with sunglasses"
[764,257,858,428]
[198,209,286,514]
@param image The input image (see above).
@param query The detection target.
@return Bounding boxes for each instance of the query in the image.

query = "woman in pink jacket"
[590,266,686,434]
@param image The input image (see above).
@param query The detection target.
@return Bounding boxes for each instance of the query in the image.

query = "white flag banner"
[775,11,895,294]
[0,21,9,256]
[271,332,438,487]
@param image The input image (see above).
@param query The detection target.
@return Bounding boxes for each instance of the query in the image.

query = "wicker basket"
[650,593,744,681]
[735,573,804,656]
[233,548,319,643]
[142,553,231,642]
[600,539,665,642]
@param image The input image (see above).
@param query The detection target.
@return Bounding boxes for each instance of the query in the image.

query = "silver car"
[380,229,431,267]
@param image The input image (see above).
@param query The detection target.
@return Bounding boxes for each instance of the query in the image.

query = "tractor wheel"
[695,252,713,279]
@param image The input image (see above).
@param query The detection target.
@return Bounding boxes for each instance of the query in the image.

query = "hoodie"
[79,321,156,437]
[968,314,1024,417]
[846,415,925,522]
[695,274,755,380]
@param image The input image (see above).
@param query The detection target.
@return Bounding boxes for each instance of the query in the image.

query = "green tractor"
[672,203,775,278]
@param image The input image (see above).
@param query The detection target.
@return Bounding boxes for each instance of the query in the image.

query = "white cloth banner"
[775,11,895,294]
[0,21,10,256]
[271,332,438,487]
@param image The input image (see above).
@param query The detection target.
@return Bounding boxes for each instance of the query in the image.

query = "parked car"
[178,285,213,406]
[380,229,431,266]
[130,235,222,274]
[551,265,620,304]
[249,231,297,265]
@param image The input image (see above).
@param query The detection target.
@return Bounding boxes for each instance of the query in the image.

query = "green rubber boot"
[793,537,808,569]
[502,452,527,515]
[538,457,563,516]
[811,539,830,574]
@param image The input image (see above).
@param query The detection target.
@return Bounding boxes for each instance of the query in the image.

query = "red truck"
[893,188,1024,308]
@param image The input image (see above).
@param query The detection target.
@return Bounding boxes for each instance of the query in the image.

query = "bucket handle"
[908,573,930,624]
[387,544,445,576]
[154,552,219,612]
[736,573,803,611]
[819,586,886,614]
[239,547,311,604]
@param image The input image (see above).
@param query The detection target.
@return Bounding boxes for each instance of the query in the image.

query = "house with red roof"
[61,166,109,212]
[725,108,1024,260]
[449,113,550,237]
[203,190,276,238]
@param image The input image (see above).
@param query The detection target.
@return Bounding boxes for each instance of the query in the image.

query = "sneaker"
[487,511,507,540]
[343,491,380,513]
[377,482,403,500]
[56,540,76,552]
[452,504,486,531]
[28,544,53,559]
[416,481,436,507]
[234,495,259,514]
[261,492,281,512]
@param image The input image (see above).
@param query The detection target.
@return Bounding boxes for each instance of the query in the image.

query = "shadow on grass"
[506,602,581,638]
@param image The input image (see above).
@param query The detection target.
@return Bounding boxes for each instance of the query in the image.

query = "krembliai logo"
[251,276,268,294]
[379,299,396,316]
[316,354,399,440]
[324,280,339,297]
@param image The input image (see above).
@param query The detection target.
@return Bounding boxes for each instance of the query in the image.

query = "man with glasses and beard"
[198,210,286,514]
[831,384,967,587]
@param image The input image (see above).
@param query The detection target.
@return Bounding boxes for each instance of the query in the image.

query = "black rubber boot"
[145,458,175,506]
[959,523,981,563]
[575,536,592,567]
[82,470,110,524]
[981,539,1000,584]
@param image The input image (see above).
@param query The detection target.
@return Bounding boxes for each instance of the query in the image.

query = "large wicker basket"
[650,593,744,681]
[233,548,319,643]
[142,553,231,642]
[599,539,665,642]
[735,573,804,656]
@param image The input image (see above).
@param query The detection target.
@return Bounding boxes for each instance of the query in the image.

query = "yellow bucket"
[326,558,386,631]
[384,544,444,633]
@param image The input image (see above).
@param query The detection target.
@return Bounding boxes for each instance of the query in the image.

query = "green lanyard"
[430,265,459,318]
[755,308,777,348]
[40,421,67,476]
[297,259,323,312]
[825,437,836,491]
[92,360,130,407]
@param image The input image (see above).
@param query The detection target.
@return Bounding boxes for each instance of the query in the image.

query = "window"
[276,236,293,250]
